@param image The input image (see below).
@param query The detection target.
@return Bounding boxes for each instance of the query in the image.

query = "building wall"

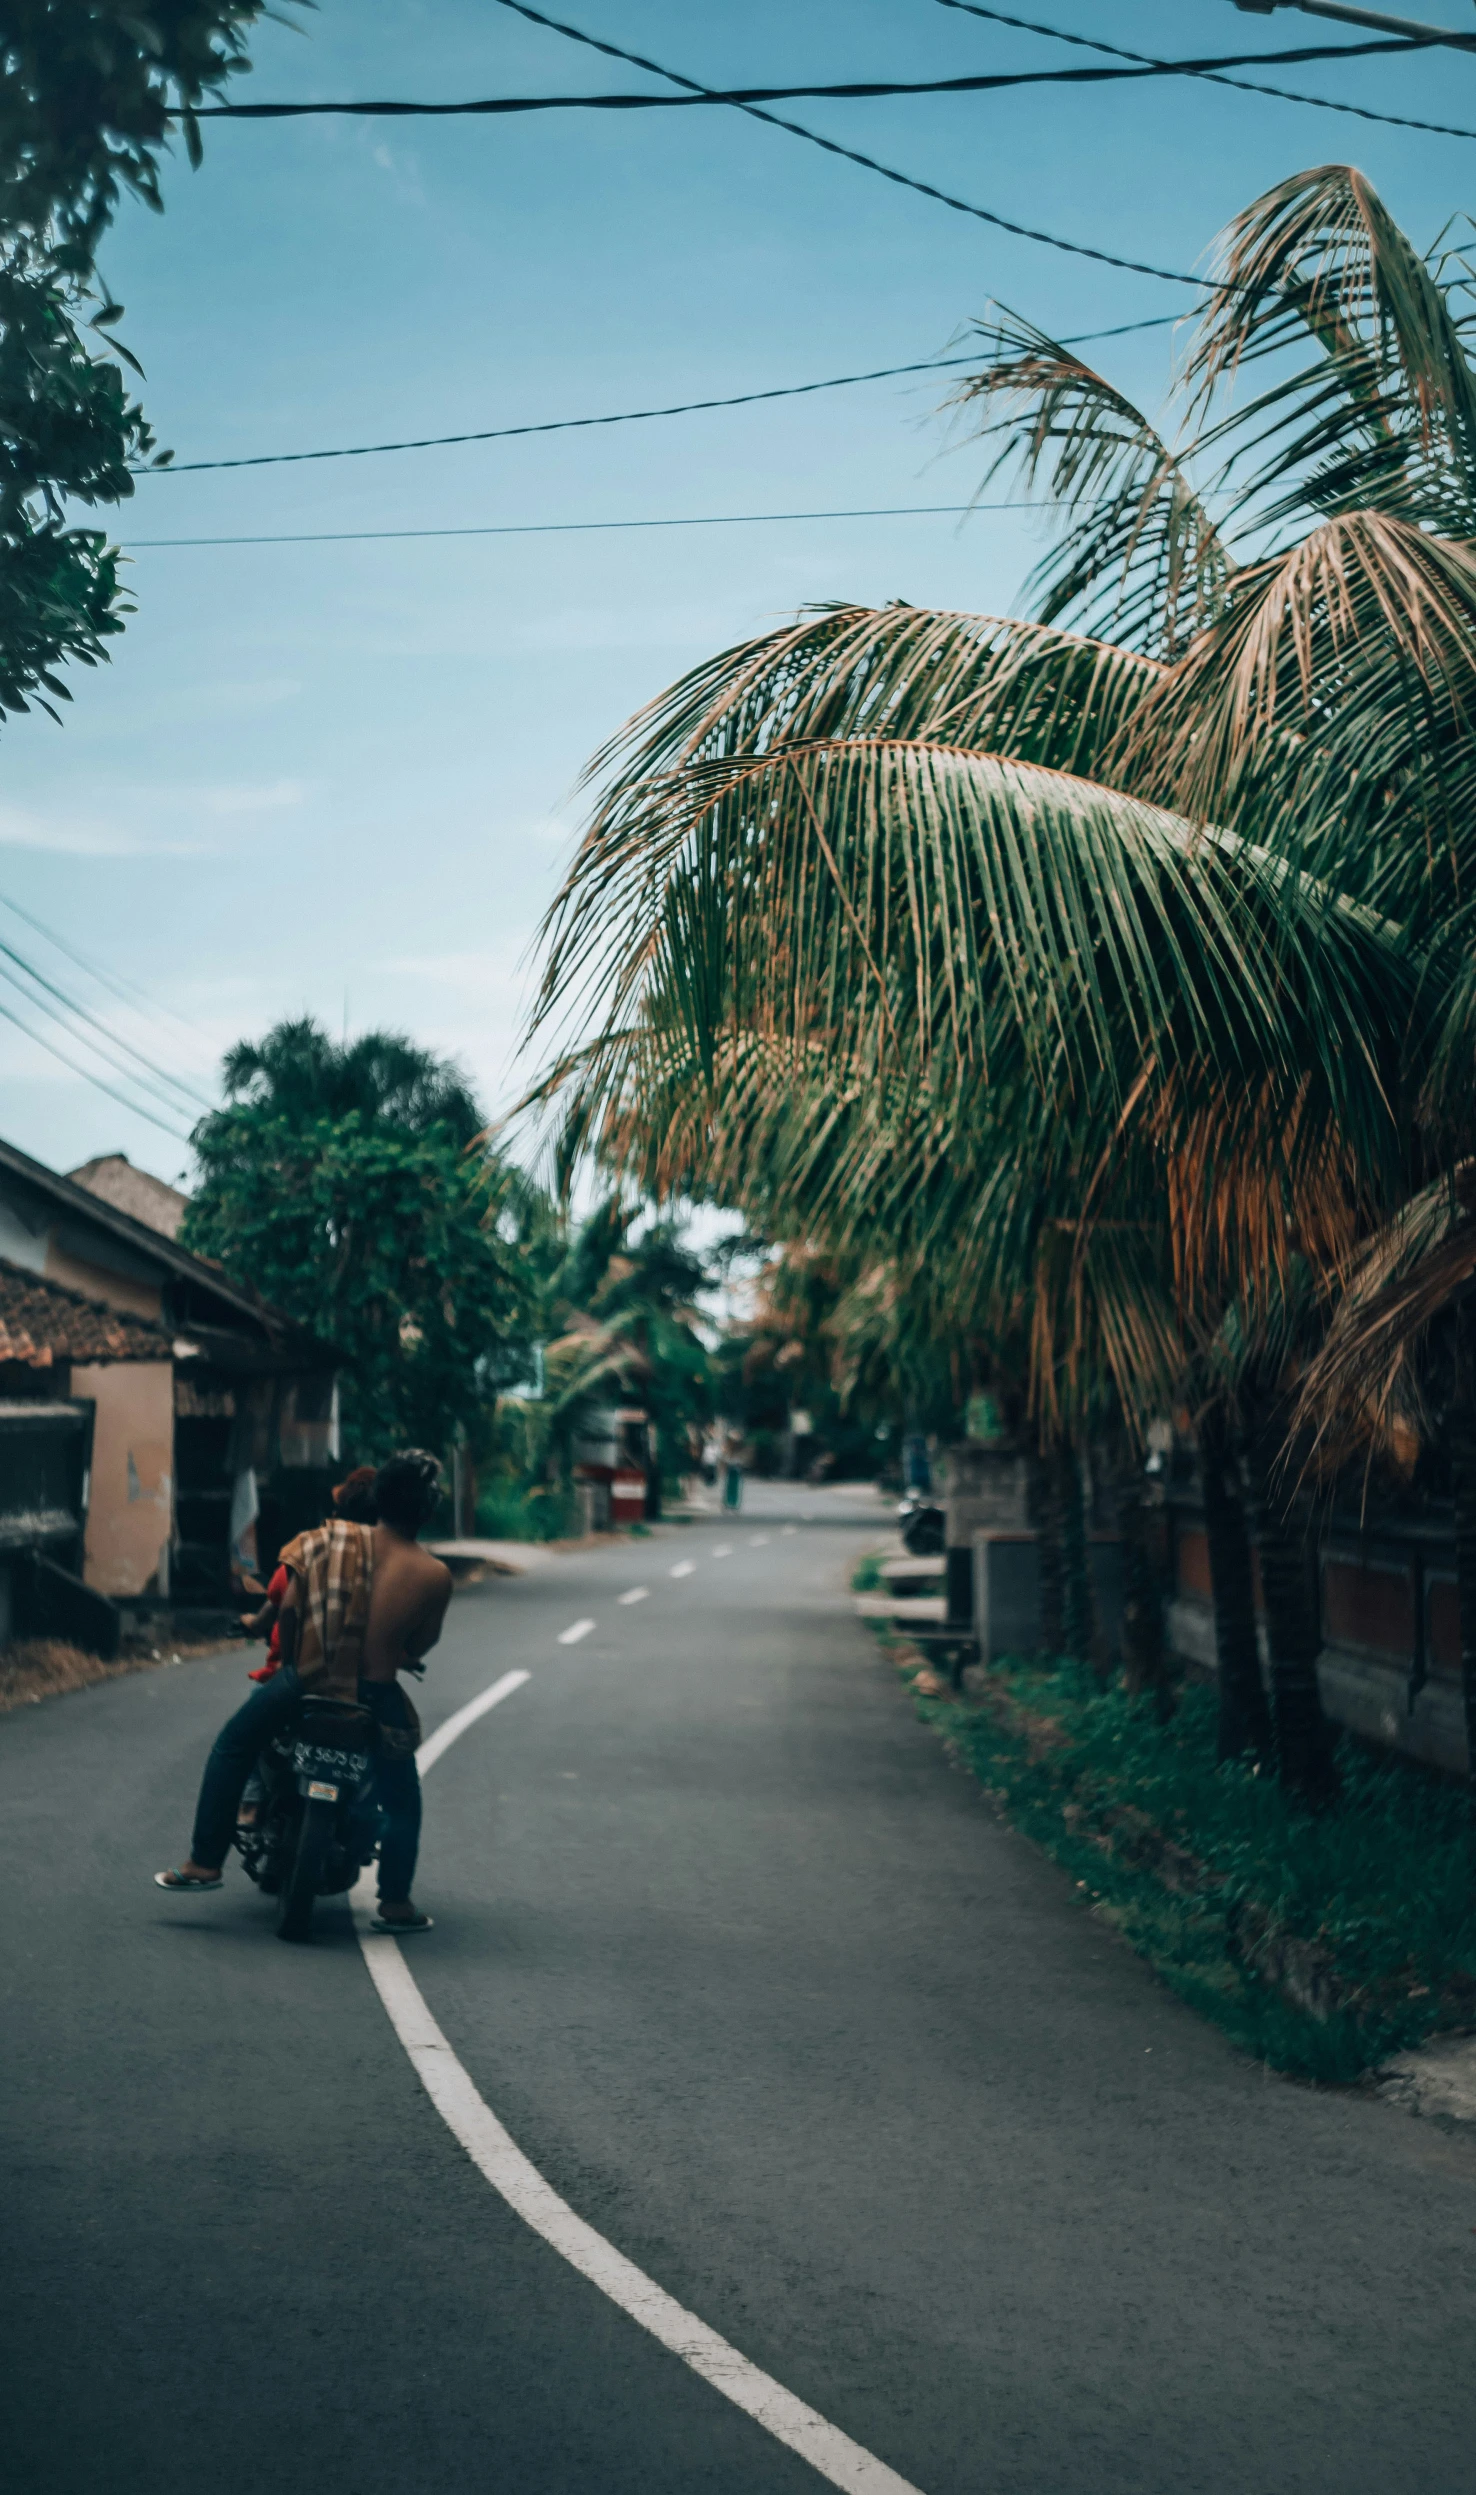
[1165,1501,1467,1777]
[45,1241,162,1322]
[71,1361,174,1596]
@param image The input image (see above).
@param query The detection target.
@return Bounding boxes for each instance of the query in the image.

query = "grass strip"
[867,1600,1476,2080]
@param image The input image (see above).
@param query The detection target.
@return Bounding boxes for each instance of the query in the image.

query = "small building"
[0,1135,337,1640]
[68,1150,189,1242]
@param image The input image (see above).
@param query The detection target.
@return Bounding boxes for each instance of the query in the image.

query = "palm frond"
[947,310,1231,661]
[1188,165,1476,530]
[1123,511,1476,921]
[1292,1167,1476,1462]
[585,602,1164,791]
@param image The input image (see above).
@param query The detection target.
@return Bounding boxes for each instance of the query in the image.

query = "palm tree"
[528,166,1471,1795]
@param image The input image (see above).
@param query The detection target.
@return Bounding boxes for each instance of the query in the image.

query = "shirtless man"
[155,1449,452,1933]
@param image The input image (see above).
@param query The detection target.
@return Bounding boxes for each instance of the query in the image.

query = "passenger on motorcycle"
[154,1449,453,1933]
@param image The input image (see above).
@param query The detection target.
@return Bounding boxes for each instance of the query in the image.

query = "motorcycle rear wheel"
[277,1796,337,1942]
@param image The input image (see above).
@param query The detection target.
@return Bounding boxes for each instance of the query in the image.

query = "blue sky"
[5,0,1474,1183]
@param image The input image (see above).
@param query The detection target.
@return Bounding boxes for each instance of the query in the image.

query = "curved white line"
[415,1669,530,1774]
[354,1673,925,2495]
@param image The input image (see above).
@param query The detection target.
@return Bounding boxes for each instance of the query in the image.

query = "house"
[0,1135,337,1643]
[68,1150,189,1242]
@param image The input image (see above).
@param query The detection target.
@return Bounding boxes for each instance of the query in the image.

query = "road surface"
[4,1482,1476,2493]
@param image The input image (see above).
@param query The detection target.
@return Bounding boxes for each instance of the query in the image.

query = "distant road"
[4,1478,1475,2494]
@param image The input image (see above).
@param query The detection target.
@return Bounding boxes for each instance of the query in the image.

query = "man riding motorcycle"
[155,1449,453,1934]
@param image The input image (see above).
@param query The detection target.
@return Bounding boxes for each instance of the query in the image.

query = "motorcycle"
[233,1693,383,1943]
[897,1490,946,1556]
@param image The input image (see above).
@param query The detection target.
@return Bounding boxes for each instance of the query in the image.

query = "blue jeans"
[190,1668,422,1904]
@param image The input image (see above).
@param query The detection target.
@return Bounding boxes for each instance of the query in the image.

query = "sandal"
[154,1866,224,1892]
[369,1909,434,1934]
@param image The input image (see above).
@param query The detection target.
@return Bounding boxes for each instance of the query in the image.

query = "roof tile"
[0,1259,171,1368]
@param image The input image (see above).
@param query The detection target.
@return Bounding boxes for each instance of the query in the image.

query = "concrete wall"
[1165,1510,1467,1777]
[71,1362,174,1597]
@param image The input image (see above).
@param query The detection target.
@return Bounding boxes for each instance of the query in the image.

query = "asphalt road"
[5,1481,1476,2495]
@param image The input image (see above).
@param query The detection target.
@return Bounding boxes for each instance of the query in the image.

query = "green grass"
[886,1646,1476,2081]
[851,1552,885,1593]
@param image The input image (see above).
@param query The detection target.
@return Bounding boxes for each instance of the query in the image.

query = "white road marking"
[557,1618,596,1645]
[749,1535,770,1549]
[711,1544,733,1558]
[782,1526,798,1537]
[415,1671,530,1775]
[618,1586,650,1606]
[354,1671,924,2495]
[669,1560,696,1579]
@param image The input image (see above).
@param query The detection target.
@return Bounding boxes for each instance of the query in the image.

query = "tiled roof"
[0,1259,171,1368]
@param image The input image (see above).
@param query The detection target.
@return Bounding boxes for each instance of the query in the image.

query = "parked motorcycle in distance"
[234,1693,382,1942]
[897,1491,945,1556]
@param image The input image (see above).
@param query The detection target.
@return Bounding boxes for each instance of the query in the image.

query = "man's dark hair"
[331,1465,379,1525]
[374,1448,442,1536]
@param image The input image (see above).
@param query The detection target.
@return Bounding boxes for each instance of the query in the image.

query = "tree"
[526,165,1469,1797]
[0,5,286,720]
[183,1019,531,1461]
[540,1199,713,1501]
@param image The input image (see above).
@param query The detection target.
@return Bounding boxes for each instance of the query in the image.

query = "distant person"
[155,1450,453,1933]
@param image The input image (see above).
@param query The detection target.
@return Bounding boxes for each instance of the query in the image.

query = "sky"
[5,0,1476,1187]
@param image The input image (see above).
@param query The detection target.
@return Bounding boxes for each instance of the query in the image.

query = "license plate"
[294,1742,366,1783]
[307,1779,340,1802]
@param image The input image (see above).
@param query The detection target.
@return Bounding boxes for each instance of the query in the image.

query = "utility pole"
[1233,0,1476,49]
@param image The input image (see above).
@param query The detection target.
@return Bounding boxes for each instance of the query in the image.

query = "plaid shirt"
[278,1519,375,1697]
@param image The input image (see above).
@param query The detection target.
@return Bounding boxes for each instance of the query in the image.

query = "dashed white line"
[618,1586,650,1606]
[557,1617,596,1645]
[749,1535,770,1549]
[669,1560,697,1579]
[354,1671,924,2495]
[781,1526,798,1537]
[711,1544,733,1558]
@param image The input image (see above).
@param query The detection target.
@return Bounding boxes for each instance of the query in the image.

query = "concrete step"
[879,1555,945,1586]
[855,1593,948,1624]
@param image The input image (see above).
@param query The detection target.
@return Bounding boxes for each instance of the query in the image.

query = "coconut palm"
[528,166,1471,1794]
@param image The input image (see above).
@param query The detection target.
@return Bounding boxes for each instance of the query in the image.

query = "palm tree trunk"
[1028,1445,1065,1656]
[1244,1396,1338,1804]
[1058,1439,1096,1664]
[1198,1398,1272,1764]
[1115,1444,1170,1716]
[1451,1303,1476,1782]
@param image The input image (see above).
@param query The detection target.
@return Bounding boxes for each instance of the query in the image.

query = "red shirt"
[247,1563,291,1681]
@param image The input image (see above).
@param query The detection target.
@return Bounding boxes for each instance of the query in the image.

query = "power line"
[933,0,1476,141]
[0,886,210,1061]
[485,0,1210,288]
[186,31,1440,116]
[0,936,211,1119]
[122,499,1113,550]
[0,987,190,1142]
[138,316,1185,477]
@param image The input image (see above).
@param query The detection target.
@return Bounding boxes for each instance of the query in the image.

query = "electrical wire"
[932,0,1476,141]
[0,987,191,1142]
[484,0,1209,288]
[0,938,211,1120]
[186,31,1439,116]
[139,316,1184,478]
[0,886,209,1056]
[122,499,1119,550]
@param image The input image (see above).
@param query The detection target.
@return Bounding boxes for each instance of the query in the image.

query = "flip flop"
[154,1867,224,1891]
[369,1909,434,1934]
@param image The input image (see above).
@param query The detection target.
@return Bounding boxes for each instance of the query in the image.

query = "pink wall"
[71,1362,174,1597]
